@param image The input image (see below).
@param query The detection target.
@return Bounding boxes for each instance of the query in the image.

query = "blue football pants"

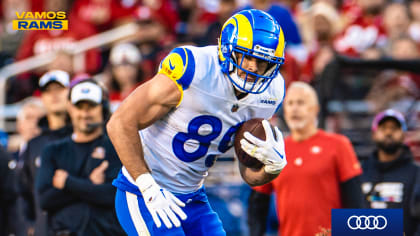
[115,187,226,236]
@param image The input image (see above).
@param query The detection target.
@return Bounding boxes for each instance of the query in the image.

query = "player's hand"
[136,173,187,229]
[240,120,287,174]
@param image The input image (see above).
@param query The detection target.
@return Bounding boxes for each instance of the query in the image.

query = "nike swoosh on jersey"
[169,60,175,70]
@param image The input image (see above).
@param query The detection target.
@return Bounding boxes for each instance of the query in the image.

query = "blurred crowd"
[0,0,420,235]
[0,0,419,114]
[1,0,420,104]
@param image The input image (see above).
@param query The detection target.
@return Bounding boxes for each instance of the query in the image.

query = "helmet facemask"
[226,45,284,94]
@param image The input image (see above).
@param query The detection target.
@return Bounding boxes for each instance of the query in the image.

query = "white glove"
[240,120,287,174]
[136,173,187,229]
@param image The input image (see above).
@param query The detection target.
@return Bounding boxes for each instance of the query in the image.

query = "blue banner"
[331,209,403,236]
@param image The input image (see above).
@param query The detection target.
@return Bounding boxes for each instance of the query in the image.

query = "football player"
[107,9,288,236]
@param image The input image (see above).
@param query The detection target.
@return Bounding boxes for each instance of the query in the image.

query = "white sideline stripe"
[126,192,150,236]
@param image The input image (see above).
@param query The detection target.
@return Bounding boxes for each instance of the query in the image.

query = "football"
[234,118,275,169]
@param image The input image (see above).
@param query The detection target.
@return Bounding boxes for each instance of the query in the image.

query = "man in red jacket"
[248,82,364,236]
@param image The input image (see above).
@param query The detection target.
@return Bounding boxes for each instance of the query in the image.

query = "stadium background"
[0,0,419,235]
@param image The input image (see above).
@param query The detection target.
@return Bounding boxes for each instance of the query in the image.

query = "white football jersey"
[122,45,285,193]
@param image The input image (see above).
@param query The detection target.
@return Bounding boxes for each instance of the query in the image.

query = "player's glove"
[240,119,287,174]
[136,173,187,229]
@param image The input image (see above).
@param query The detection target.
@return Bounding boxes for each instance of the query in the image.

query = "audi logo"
[347,215,387,230]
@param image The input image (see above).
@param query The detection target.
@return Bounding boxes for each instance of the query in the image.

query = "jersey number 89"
[172,115,242,166]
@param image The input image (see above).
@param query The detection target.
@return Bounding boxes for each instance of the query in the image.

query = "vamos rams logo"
[13,11,68,30]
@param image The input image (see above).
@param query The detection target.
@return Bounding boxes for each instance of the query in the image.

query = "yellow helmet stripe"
[275,27,285,58]
[234,14,253,50]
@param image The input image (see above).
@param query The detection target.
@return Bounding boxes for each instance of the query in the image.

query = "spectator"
[69,0,140,33]
[360,46,384,59]
[361,109,420,235]
[299,2,342,83]
[248,82,364,236]
[1,98,44,236]
[20,70,72,236]
[409,0,420,43]
[301,45,335,84]
[389,36,419,60]
[36,79,124,236]
[13,0,101,100]
[69,0,115,32]
[279,51,301,87]
[174,0,219,43]
[130,8,172,79]
[7,98,45,155]
[383,3,411,43]
[47,50,75,76]
[136,0,179,38]
[238,0,302,46]
[238,0,307,63]
[334,0,387,56]
[311,46,335,77]
[15,15,100,74]
[7,99,44,236]
[106,43,145,108]
[0,146,18,236]
[299,1,342,52]
[0,0,28,58]
[201,0,236,46]
[366,36,420,112]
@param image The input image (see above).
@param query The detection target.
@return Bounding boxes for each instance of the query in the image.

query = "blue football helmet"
[218,9,285,94]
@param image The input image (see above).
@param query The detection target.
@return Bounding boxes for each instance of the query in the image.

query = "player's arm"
[106,73,180,179]
[239,164,278,186]
[239,120,287,186]
[107,73,187,228]
[107,47,193,229]
[107,46,194,180]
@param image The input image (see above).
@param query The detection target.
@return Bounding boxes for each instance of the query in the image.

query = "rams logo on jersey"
[260,99,276,105]
[159,47,196,106]
[159,47,195,89]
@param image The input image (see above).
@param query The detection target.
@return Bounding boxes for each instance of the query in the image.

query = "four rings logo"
[347,215,387,230]
[332,209,402,235]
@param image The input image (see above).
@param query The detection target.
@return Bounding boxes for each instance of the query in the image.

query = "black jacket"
[35,134,124,236]
[19,118,72,235]
[361,146,420,236]
[0,146,18,236]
